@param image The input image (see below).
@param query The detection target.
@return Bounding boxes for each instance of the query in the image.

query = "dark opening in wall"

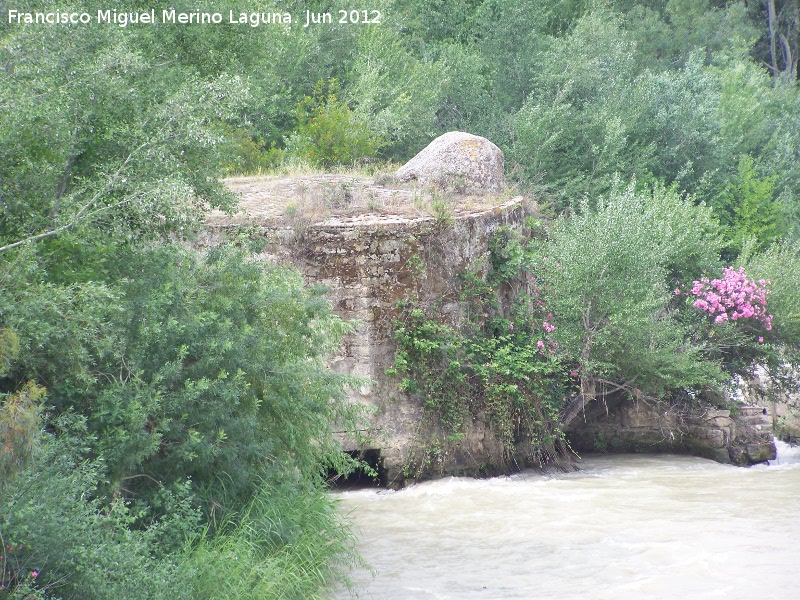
[327,448,385,489]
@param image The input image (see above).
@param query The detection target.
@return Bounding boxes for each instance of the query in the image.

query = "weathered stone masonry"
[566,395,775,466]
[199,176,527,485]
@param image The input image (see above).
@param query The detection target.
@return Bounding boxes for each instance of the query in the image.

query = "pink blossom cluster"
[690,267,772,330]
[536,313,558,353]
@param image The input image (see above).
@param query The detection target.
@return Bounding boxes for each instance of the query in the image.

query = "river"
[333,441,800,599]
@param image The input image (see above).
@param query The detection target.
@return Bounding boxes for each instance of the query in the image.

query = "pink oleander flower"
[542,321,556,333]
[758,337,764,343]
[536,340,544,349]
[690,266,772,332]
[31,571,38,579]
[508,323,514,331]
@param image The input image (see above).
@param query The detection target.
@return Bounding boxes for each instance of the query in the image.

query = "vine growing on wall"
[388,225,577,478]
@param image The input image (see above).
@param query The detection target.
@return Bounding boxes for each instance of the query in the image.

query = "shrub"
[390,227,574,473]
[0,242,367,598]
[0,414,186,600]
[532,182,727,422]
[286,80,381,167]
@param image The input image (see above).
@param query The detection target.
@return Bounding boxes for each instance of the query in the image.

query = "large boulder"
[395,131,505,193]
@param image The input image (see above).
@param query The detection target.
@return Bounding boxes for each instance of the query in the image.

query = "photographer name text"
[7,8,382,28]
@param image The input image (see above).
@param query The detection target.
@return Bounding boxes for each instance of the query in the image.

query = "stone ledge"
[567,395,776,466]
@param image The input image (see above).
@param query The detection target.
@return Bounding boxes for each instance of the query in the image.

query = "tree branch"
[120,473,164,487]
[559,376,638,427]
[778,32,796,81]
[0,141,148,254]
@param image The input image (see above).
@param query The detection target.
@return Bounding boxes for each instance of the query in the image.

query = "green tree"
[742,241,800,355]
[1,242,361,507]
[509,10,652,206]
[1,4,366,597]
[713,155,784,254]
[0,11,244,260]
[1,244,364,598]
[534,183,725,425]
[287,80,382,166]
[346,15,448,159]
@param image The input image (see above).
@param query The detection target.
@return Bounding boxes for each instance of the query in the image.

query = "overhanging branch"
[0,141,149,255]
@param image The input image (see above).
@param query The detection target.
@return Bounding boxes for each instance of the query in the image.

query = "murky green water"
[333,442,800,599]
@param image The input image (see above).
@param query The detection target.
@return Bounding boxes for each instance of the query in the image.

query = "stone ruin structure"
[199,132,777,487]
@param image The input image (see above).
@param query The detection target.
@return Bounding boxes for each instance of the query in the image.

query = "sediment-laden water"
[333,441,800,599]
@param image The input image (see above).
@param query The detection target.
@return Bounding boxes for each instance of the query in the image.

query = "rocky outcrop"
[566,395,776,465]
[727,405,778,464]
[395,131,505,193]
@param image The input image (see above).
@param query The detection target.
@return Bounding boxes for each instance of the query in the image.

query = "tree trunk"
[779,32,797,81]
[768,0,779,75]
[560,376,596,427]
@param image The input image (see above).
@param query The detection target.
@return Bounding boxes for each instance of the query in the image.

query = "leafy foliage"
[391,177,798,471]
[531,184,730,422]
[0,12,243,257]
[742,243,800,346]
[287,80,382,167]
[179,478,362,600]
[2,242,361,505]
[712,156,784,254]
[0,5,368,596]
[1,414,186,600]
[391,232,574,474]
[0,382,44,483]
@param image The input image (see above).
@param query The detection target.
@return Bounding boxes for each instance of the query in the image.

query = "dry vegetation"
[210,171,522,228]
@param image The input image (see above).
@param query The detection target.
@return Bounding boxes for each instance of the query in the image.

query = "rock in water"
[395,131,505,193]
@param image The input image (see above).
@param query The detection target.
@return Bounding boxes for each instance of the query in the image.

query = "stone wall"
[566,394,776,465]
[199,175,527,486]
[738,368,800,444]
